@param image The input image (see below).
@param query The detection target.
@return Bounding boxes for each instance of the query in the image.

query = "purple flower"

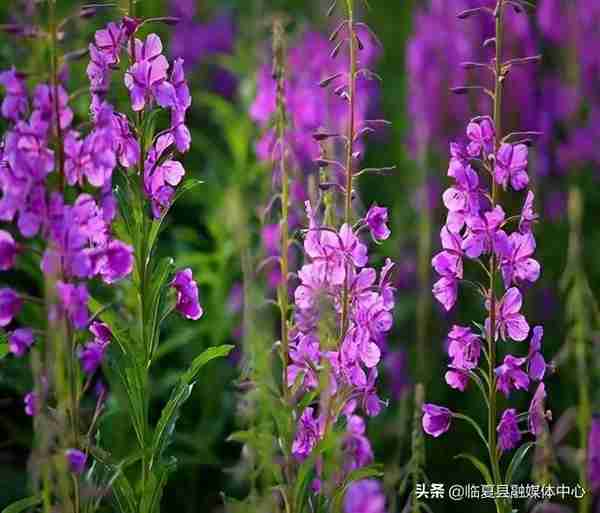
[287,333,320,390]
[343,415,374,473]
[445,367,470,392]
[462,206,506,259]
[56,281,90,330]
[495,355,530,397]
[170,58,192,153]
[443,162,481,233]
[0,288,22,327]
[65,449,87,475]
[0,230,17,270]
[528,382,548,437]
[144,133,185,218]
[466,118,495,157]
[497,409,522,452]
[519,191,538,234]
[24,391,38,416]
[447,325,481,371]
[344,479,386,513]
[171,268,203,320]
[494,143,529,191]
[125,34,175,111]
[422,403,452,438]
[432,226,463,280]
[486,287,530,342]
[365,204,391,242]
[292,407,323,461]
[527,326,547,381]
[0,68,28,122]
[79,331,110,375]
[8,328,34,357]
[95,240,134,284]
[588,416,600,494]
[32,84,73,132]
[94,21,124,65]
[432,276,459,312]
[497,231,540,288]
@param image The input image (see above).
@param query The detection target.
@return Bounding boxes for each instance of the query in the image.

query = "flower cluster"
[88,20,192,217]
[423,1,551,466]
[290,202,395,463]
[426,115,550,450]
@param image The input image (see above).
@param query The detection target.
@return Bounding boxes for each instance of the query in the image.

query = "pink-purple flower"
[497,409,522,452]
[171,268,203,320]
[8,328,34,357]
[422,403,452,438]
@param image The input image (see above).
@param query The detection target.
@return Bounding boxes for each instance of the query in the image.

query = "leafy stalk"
[487,2,507,511]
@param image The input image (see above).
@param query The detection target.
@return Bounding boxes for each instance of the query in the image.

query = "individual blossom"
[24,391,37,417]
[496,354,530,397]
[125,34,175,111]
[31,83,73,132]
[78,337,109,375]
[8,328,34,357]
[497,231,541,288]
[527,326,547,381]
[497,408,522,452]
[0,230,17,270]
[422,403,452,438]
[94,240,134,284]
[0,288,22,327]
[171,268,203,320]
[343,415,374,473]
[466,117,495,157]
[287,333,320,391]
[486,287,530,342]
[143,133,185,218]
[169,58,192,153]
[528,382,549,437]
[443,161,481,234]
[65,449,87,475]
[0,68,28,122]
[519,191,538,234]
[462,206,506,259]
[344,479,386,513]
[444,325,481,391]
[292,407,323,461]
[365,204,391,242]
[56,281,90,330]
[493,143,529,191]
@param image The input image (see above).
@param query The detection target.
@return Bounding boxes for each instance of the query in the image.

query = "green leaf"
[111,473,137,513]
[505,441,535,485]
[2,496,41,513]
[453,413,490,451]
[455,453,494,485]
[0,343,9,360]
[151,345,234,467]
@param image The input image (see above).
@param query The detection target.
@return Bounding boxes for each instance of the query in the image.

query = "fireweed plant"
[0,2,232,512]
[235,1,394,511]
[423,2,552,512]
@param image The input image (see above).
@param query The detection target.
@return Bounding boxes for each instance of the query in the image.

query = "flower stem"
[489,2,506,512]
[273,19,290,400]
[565,187,592,513]
[340,0,357,338]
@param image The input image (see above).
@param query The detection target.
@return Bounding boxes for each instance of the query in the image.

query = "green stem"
[340,0,357,338]
[488,3,506,512]
[273,20,290,400]
[566,187,592,513]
